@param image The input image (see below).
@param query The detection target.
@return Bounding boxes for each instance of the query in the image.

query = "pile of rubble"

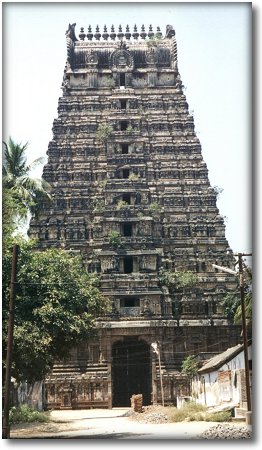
[129,405,169,424]
[197,423,252,440]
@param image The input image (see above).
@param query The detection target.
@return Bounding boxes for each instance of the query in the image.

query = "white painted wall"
[192,345,252,408]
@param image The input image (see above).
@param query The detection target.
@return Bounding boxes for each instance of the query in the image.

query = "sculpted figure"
[165,25,176,38]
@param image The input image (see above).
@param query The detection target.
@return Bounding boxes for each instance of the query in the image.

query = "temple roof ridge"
[66,23,176,42]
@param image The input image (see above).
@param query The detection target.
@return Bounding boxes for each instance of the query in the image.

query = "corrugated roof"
[198,343,245,374]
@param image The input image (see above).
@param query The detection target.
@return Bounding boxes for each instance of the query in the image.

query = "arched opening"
[112,338,151,407]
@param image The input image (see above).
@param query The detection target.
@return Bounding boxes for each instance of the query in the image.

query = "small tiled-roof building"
[192,341,252,410]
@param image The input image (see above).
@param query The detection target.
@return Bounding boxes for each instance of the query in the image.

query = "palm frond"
[26,156,46,172]
[2,138,52,232]
[3,138,29,178]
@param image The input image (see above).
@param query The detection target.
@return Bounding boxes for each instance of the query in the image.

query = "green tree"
[234,266,252,328]
[2,239,110,383]
[108,230,122,248]
[181,355,201,378]
[159,269,199,293]
[181,355,201,396]
[2,137,51,228]
[159,269,199,319]
[96,124,113,143]
[222,266,252,327]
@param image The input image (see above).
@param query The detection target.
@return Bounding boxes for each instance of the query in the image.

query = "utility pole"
[151,342,164,406]
[2,244,19,439]
[212,252,252,414]
[238,253,252,412]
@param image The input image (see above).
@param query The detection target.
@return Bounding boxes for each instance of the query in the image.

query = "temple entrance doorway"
[112,338,151,407]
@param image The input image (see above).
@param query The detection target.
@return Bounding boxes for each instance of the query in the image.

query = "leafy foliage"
[149,202,162,215]
[146,35,162,47]
[2,138,51,240]
[181,355,201,378]
[126,124,133,132]
[234,267,252,326]
[2,240,110,383]
[2,138,109,384]
[108,230,122,248]
[204,411,232,422]
[91,197,105,212]
[222,292,240,323]
[159,269,199,293]
[2,188,22,242]
[221,265,252,326]
[9,405,50,424]
[128,173,139,180]
[96,124,113,142]
[159,270,199,318]
[213,185,224,199]
[169,402,231,423]
[116,200,130,210]
[169,402,206,422]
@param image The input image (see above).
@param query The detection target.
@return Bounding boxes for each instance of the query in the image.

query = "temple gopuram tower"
[29,24,241,409]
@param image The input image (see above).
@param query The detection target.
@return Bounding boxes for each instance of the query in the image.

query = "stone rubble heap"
[130,405,169,424]
[134,411,169,424]
[197,423,252,440]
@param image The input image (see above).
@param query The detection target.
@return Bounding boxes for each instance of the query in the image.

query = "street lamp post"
[151,342,164,406]
[212,252,252,414]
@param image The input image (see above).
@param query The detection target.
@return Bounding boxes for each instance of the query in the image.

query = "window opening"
[120,73,126,87]
[123,256,133,273]
[122,193,131,204]
[122,168,130,179]
[121,144,129,154]
[120,100,127,109]
[123,223,132,236]
[120,121,128,131]
[120,298,140,307]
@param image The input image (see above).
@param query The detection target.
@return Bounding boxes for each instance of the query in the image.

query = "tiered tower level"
[29,24,241,409]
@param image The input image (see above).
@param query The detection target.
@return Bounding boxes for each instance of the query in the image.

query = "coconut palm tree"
[2,137,51,229]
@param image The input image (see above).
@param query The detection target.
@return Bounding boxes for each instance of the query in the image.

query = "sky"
[2,1,253,257]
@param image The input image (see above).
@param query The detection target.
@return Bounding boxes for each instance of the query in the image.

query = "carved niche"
[110,49,134,70]
[146,48,158,66]
[85,51,99,67]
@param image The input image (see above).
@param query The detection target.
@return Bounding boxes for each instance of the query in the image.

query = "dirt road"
[10,408,251,440]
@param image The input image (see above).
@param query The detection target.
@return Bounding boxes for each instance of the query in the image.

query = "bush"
[97,124,113,142]
[128,173,139,181]
[149,202,161,214]
[108,230,121,248]
[204,411,232,422]
[169,402,232,423]
[116,200,130,210]
[9,405,50,424]
[170,402,206,423]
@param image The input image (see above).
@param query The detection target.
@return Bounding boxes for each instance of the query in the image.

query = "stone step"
[232,416,246,422]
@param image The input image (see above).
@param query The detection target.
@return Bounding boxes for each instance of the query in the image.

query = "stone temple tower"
[29,23,241,409]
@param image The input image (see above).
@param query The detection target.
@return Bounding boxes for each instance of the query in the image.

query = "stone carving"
[165,24,176,38]
[146,48,158,66]
[86,51,99,66]
[110,49,134,69]
[28,23,241,411]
